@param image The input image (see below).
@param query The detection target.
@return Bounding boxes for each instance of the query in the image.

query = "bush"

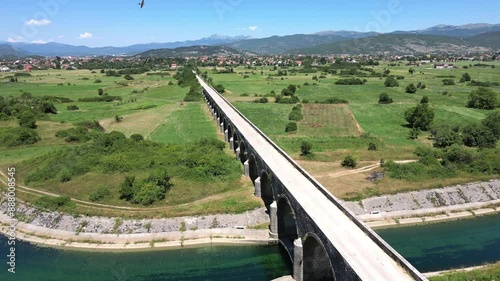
[88,186,111,202]
[460,72,471,82]
[124,74,134,80]
[300,141,312,156]
[94,79,102,83]
[405,103,434,131]
[462,124,497,148]
[254,97,269,103]
[368,142,377,150]
[288,106,303,121]
[0,127,41,147]
[430,124,461,148]
[482,110,500,139]
[378,93,393,104]
[79,96,122,102]
[384,76,399,87]
[130,134,144,142]
[35,196,73,211]
[342,155,357,168]
[285,122,297,133]
[442,79,455,85]
[214,84,225,93]
[18,111,37,129]
[406,83,417,94]
[467,87,497,110]
[67,105,79,111]
[335,78,365,85]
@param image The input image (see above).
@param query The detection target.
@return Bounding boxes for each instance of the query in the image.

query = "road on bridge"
[197,75,426,281]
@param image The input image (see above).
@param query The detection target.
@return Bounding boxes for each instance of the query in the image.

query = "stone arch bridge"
[196,75,427,281]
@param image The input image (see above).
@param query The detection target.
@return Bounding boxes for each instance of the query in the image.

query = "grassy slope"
[0,70,262,216]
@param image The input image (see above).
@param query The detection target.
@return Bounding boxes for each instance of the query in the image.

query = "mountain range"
[1,23,499,58]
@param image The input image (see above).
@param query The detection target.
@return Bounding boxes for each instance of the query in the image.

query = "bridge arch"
[277,197,299,241]
[238,140,247,163]
[303,234,335,281]
[232,132,239,152]
[248,154,258,183]
[260,171,274,211]
[226,122,233,143]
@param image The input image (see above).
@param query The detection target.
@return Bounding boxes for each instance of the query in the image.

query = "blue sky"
[2,0,499,47]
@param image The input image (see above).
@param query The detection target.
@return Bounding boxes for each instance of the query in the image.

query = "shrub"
[384,76,399,87]
[405,103,434,131]
[18,110,37,129]
[368,142,377,150]
[342,155,357,168]
[130,134,144,142]
[0,127,41,147]
[94,79,102,83]
[467,87,497,110]
[442,79,455,85]
[460,72,471,82]
[124,74,134,80]
[254,97,269,103]
[88,186,111,202]
[67,105,79,111]
[378,93,393,104]
[335,78,365,85]
[214,84,225,93]
[300,141,312,156]
[285,122,297,133]
[406,83,417,94]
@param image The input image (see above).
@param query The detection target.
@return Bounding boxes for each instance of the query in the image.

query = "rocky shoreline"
[0,179,499,248]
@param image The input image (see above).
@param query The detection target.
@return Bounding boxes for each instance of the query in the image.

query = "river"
[0,214,499,280]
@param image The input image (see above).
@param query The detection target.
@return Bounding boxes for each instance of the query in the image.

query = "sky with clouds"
[2,0,499,47]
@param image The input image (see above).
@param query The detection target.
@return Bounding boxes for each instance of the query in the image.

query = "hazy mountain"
[391,23,500,37]
[467,31,500,49]
[228,32,376,54]
[136,45,247,58]
[291,33,499,55]
[2,34,251,57]
[0,44,31,58]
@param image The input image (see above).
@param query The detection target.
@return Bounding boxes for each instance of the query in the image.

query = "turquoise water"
[0,240,292,281]
[1,214,499,280]
[377,213,500,272]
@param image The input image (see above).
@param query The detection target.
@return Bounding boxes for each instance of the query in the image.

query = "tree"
[442,79,455,85]
[281,84,297,96]
[462,124,497,148]
[285,122,297,132]
[341,155,357,168]
[467,87,497,110]
[431,124,461,148]
[408,68,415,74]
[460,72,471,82]
[384,76,399,87]
[18,110,37,129]
[98,88,104,96]
[481,110,500,139]
[405,103,434,131]
[300,141,312,156]
[420,96,429,104]
[130,134,144,142]
[406,83,417,94]
[214,84,225,93]
[368,142,377,150]
[378,93,393,104]
[119,176,136,201]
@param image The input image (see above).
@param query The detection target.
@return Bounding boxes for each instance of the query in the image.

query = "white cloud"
[31,40,48,44]
[25,19,51,26]
[7,36,25,43]
[58,35,65,39]
[79,32,93,39]
[248,26,258,31]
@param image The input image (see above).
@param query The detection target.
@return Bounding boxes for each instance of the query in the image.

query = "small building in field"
[24,64,33,72]
[434,63,454,69]
[0,66,10,72]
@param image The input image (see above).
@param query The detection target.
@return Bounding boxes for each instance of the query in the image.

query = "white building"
[0,66,11,72]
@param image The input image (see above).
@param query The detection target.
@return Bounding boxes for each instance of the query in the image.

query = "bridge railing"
[197,75,427,281]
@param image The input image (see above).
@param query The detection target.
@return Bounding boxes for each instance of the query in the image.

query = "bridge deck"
[198,76,423,281]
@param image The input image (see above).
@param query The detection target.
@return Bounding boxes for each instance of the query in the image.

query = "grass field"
[0,69,261,217]
[206,62,499,197]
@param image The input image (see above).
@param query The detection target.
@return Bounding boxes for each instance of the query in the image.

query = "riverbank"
[0,213,275,251]
[1,180,499,250]
[344,179,500,228]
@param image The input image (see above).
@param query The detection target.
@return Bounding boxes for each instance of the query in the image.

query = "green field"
[205,62,499,198]
[0,69,261,217]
